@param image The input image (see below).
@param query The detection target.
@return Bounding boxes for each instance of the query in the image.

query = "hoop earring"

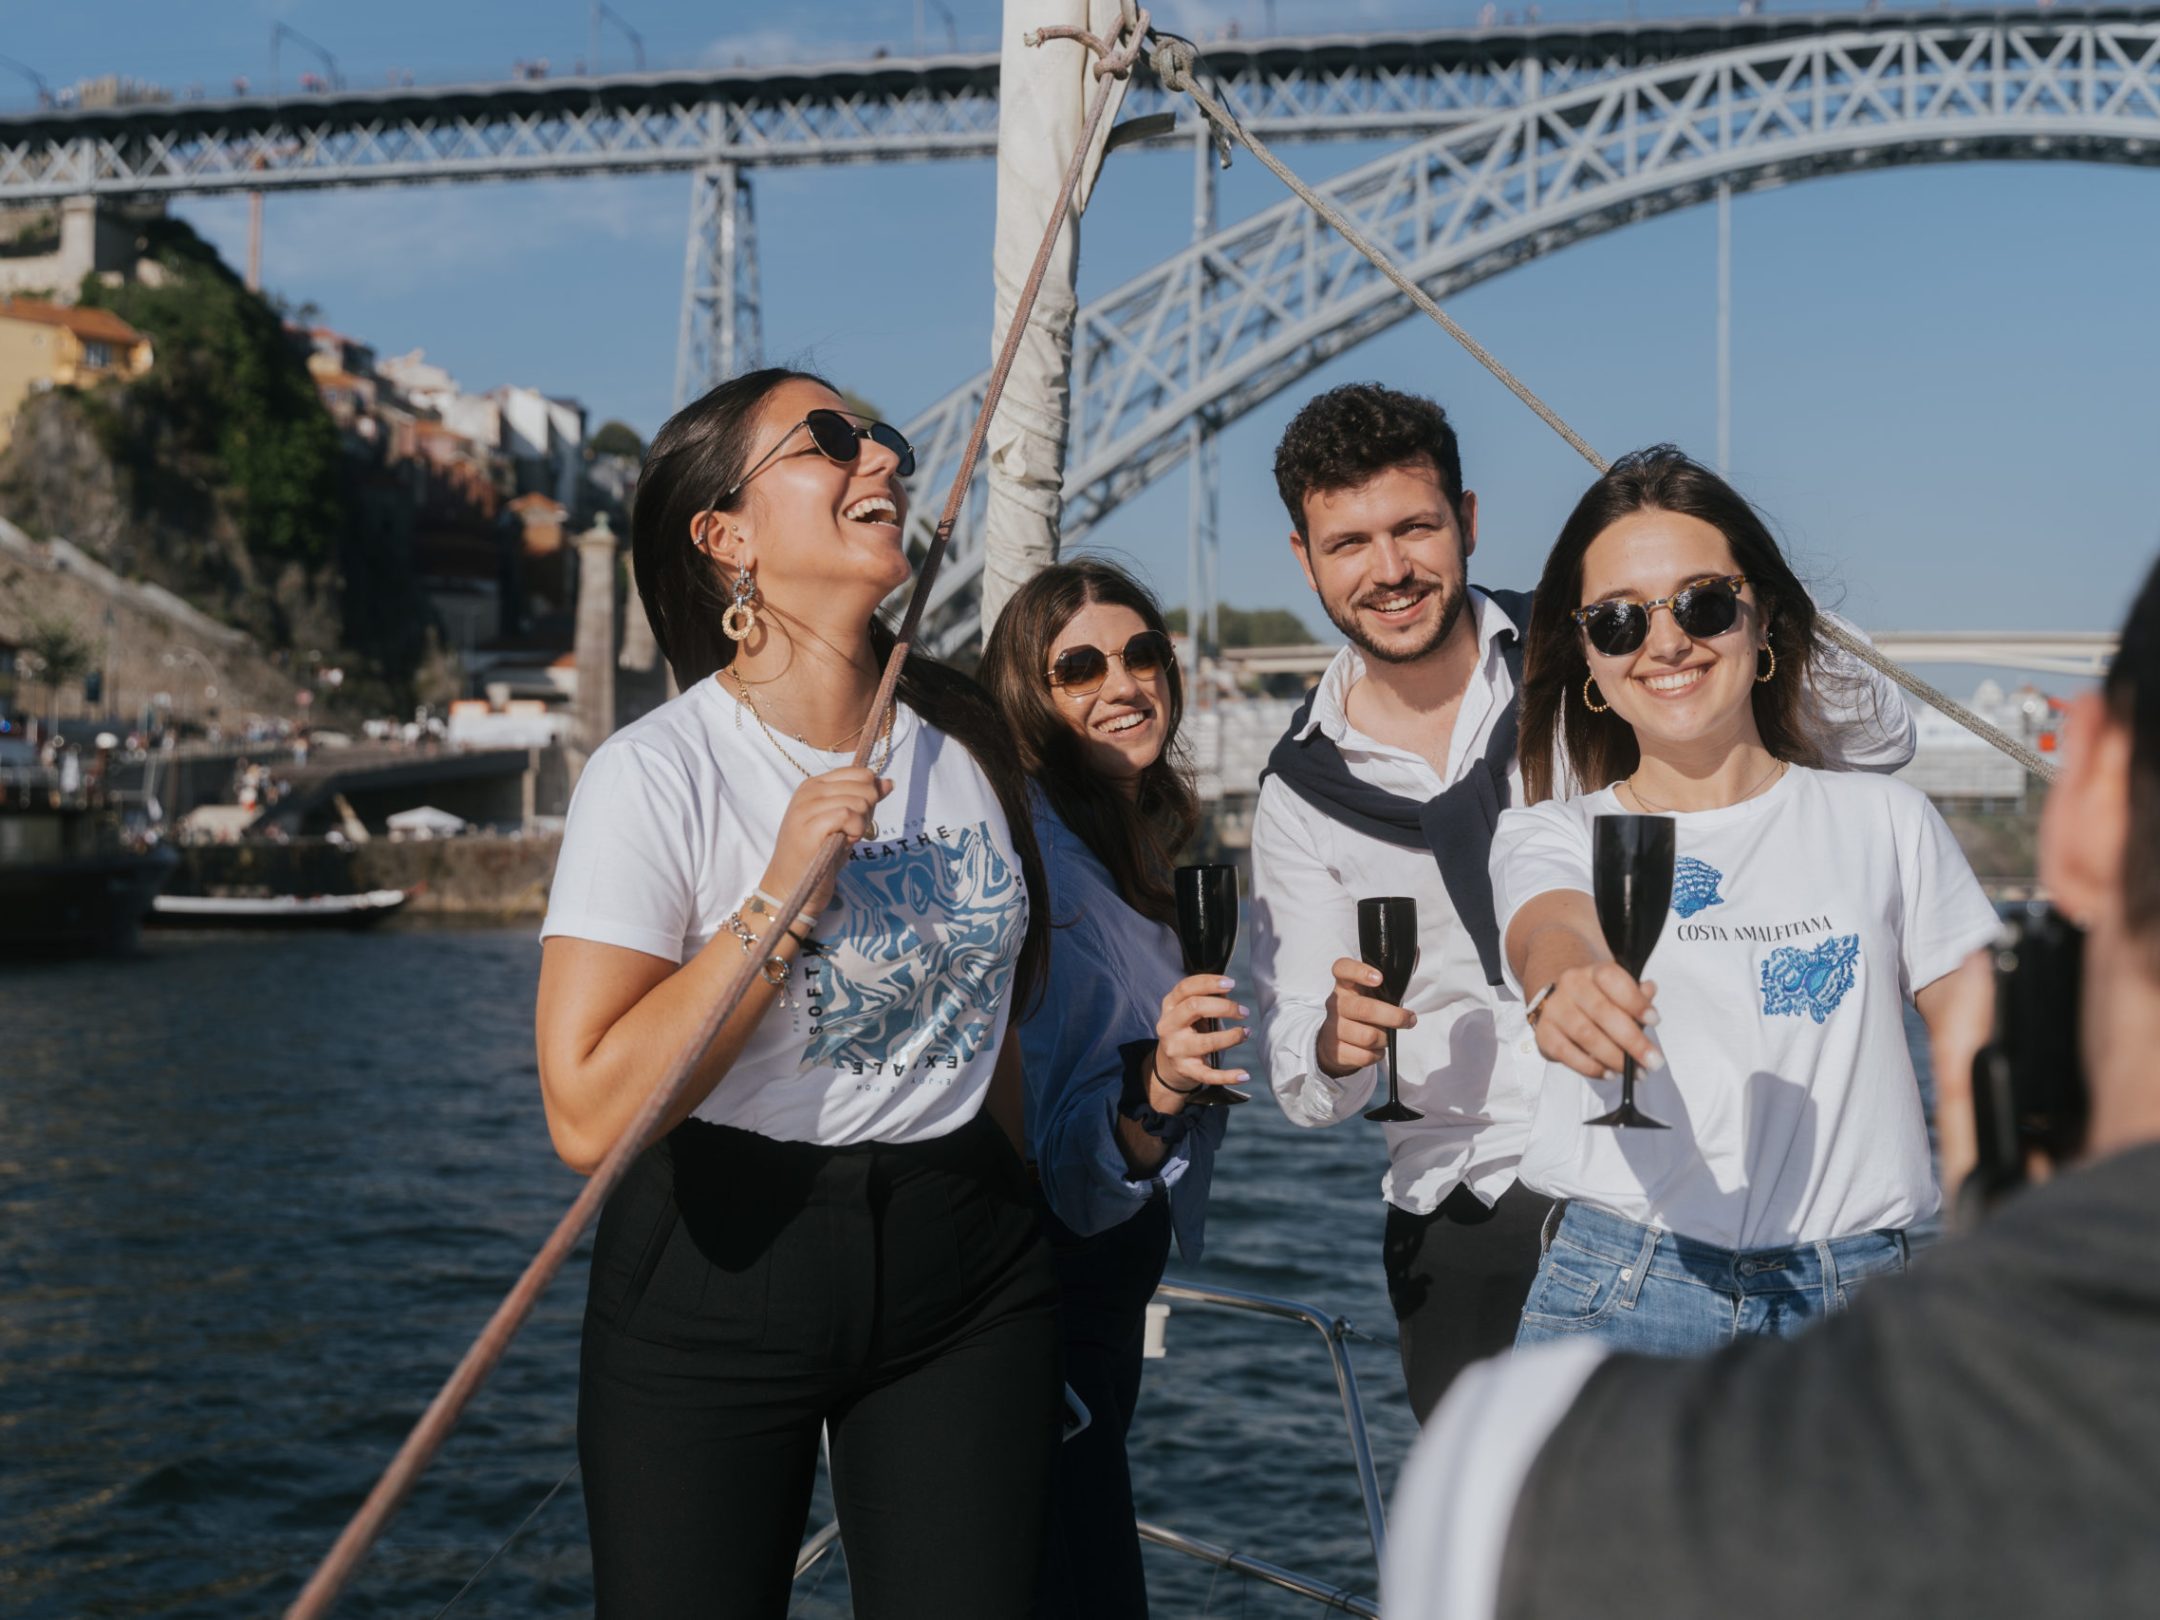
[1756,642,1777,684]
[1582,673,1609,714]
[722,567,760,643]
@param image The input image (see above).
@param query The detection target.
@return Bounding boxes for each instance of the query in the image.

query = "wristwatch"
[1524,982,1557,1028]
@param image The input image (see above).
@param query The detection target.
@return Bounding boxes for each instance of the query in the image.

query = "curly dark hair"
[1272,382,1466,538]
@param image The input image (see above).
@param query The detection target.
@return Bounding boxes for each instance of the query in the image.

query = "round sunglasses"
[1572,573,1749,658]
[1046,630,1176,697]
[722,407,917,501]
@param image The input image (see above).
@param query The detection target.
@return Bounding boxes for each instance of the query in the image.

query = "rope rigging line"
[1145,32,2058,787]
[428,1461,580,1619]
[281,13,1151,1617]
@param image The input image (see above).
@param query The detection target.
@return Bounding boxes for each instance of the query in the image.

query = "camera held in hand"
[1965,907,2088,1216]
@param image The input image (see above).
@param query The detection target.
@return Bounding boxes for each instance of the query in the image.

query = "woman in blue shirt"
[980,558,1247,1619]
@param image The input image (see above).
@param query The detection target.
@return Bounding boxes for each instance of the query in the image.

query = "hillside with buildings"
[0,198,645,741]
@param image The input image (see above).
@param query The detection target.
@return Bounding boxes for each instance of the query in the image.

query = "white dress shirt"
[1249,590,1918,1217]
[1251,589,1540,1215]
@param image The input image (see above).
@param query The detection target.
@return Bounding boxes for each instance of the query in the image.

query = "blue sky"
[4,0,2155,671]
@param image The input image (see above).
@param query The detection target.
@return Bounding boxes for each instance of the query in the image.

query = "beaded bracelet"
[750,887,819,941]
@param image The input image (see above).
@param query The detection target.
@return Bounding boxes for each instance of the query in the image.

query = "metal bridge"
[1220,632,2121,683]
[1870,630,2120,679]
[895,8,2160,652]
[6,9,2156,652]
[10,11,2080,406]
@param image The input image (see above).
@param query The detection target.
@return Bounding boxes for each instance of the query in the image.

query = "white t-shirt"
[541,677,1029,1147]
[1489,766,1999,1249]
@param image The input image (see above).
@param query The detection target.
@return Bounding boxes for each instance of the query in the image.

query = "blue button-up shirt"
[1019,796,1226,1261]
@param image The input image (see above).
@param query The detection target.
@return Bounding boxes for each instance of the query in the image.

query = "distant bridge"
[1214,631,2118,684]
[7,10,2155,669]
[893,11,2160,653]
[1867,631,2117,679]
[10,9,2156,460]
[0,13,2021,191]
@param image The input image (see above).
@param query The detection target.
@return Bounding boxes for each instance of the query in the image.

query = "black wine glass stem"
[1385,1029,1400,1110]
[1620,1051,1636,1115]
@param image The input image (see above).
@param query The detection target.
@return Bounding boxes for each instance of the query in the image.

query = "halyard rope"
[1147,33,2058,785]
[281,13,1152,1616]
[427,1462,580,1619]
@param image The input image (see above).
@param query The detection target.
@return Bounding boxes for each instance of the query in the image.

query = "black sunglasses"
[1572,573,1749,658]
[723,407,916,500]
[1047,630,1176,697]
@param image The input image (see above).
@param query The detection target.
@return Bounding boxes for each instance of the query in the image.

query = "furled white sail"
[979,0,1133,640]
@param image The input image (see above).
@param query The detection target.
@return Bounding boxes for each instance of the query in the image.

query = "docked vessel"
[147,886,413,931]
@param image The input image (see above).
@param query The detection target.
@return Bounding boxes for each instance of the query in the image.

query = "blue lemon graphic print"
[1760,934,1862,1023]
[1671,857,1727,919]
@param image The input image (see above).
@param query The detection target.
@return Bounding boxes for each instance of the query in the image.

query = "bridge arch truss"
[899,16,2160,651]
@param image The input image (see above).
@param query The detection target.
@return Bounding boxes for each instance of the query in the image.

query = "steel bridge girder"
[889,16,2160,654]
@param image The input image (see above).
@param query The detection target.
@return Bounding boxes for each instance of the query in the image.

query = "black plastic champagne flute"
[1588,814,1677,1130]
[1357,897,1424,1123]
[1174,863,1249,1106]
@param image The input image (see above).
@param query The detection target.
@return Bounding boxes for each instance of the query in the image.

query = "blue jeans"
[1513,1200,1909,1357]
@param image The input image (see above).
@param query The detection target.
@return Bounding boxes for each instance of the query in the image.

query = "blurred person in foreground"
[1385,553,2160,1620]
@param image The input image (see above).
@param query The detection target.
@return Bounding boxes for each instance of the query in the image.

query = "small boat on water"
[147,886,413,930]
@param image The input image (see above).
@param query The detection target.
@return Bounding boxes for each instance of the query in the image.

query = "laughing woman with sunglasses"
[1486,447,1998,1357]
[535,369,1061,1617]
[979,559,1241,1620]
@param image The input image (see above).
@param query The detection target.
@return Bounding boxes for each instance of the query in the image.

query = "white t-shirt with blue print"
[1489,765,1999,1250]
[542,676,1028,1148]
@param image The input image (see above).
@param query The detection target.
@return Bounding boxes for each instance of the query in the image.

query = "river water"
[0,924,1947,1618]
[2,926,1419,1618]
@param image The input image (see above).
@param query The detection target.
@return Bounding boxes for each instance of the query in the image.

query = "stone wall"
[0,517,302,727]
[174,832,563,916]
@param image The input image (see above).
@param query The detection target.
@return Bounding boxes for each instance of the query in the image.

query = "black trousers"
[1383,1181,1554,1423]
[578,1112,1062,1620]
[1035,1193,1173,1620]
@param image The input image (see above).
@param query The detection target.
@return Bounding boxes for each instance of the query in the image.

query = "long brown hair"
[978,559,1201,926]
[631,366,1047,1004]
[1520,446,1828,804]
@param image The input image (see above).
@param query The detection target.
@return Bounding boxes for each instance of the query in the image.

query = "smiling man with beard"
[1248,383,1919,1419]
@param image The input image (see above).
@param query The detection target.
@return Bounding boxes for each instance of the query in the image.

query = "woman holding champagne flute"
[1488,446,1999,1355]
[980,558,1244,1619]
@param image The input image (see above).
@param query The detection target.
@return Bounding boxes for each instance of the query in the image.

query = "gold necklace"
[728,669,895,778]
[728,652,879,746]
[1626,757,1787,815]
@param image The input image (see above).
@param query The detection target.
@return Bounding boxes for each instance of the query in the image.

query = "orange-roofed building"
[0,297,154,451]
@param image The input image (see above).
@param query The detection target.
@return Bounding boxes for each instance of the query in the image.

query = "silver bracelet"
[723,910,793,1003]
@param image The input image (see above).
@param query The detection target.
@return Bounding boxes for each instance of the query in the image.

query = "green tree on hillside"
[591,420,646,460]
[78,218,345,575]
[18,615,93,730]
[1163,604,1317,648]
